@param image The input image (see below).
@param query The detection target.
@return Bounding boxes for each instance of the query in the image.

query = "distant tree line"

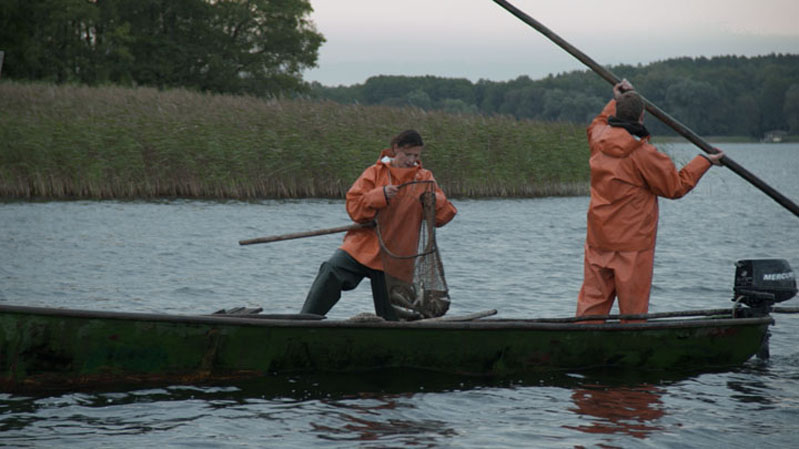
[0,0,324,97]
[311,54,799,138]
[2,2,796,139]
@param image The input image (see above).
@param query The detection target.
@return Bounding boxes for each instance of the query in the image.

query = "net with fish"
[376,180,450,320]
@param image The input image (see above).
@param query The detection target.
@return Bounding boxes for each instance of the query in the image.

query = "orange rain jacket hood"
[340,148,457,270]
[585,100,712,251]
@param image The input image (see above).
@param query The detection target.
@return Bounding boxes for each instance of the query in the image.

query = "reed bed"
[0,81,589,200]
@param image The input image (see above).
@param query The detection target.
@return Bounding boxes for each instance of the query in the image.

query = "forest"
[310,54,799,139]
[0,0,324,97]
[1,1,797,141]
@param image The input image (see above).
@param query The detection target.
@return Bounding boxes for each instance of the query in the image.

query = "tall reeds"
[0,81,589,199]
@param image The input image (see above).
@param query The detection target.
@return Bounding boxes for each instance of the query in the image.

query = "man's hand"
[613,79,635,100]
[706,148,725,166]
[383,184,399,200]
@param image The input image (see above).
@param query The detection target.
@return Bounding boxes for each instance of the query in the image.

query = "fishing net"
[376,180,450,320]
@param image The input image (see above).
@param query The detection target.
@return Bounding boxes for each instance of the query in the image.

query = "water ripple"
[1,143,798,448]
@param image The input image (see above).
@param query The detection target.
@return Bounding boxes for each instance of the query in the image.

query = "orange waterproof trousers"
[576,243,655,320]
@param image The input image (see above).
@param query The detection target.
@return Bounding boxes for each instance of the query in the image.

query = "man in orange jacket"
[301,130,457,321]
[577,80,724,321]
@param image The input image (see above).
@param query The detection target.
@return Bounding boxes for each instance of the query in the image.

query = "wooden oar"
[492,0,799,219]
[239,222,374,245]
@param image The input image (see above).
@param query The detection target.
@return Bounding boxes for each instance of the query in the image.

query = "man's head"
[391,129,424,149]
[390,129,424,168]
[615,91,645,123]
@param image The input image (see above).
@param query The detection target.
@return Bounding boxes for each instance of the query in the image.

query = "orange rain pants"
[577,243,655,319]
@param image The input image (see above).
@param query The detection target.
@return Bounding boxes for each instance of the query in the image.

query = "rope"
[537,303,799,323]
[532,308,743,323]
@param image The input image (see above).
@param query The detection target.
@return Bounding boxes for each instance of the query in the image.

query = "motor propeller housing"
[734,259,797,307]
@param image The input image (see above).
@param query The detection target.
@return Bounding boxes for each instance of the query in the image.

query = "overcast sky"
[302,0,799,86]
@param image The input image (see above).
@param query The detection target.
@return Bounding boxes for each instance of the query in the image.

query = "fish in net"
[376,180,450,320]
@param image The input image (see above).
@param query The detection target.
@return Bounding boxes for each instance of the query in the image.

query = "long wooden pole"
[493,0,799,219]
[239,222,373,245]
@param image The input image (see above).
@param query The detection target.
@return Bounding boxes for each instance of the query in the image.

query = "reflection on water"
[1,364,798,449]
[564,384,666,439]
[311,396,456,445]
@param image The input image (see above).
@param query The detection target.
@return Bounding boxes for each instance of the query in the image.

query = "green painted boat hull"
[0,305,772,392]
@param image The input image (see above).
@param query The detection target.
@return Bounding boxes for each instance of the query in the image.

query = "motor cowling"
[733,259,797,307]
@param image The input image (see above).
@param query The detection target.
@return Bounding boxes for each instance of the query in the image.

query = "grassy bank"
[0,81,589,200]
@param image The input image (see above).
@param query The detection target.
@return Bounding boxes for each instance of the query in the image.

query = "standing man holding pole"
[576,80,725,321]
[492,0,799,218]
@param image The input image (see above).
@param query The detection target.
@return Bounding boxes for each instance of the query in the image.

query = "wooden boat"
[0,303,779,392]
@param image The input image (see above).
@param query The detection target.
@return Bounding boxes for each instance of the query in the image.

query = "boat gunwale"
[0,304,774,331]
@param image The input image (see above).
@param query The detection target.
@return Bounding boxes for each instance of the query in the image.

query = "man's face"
[393,146,423,168]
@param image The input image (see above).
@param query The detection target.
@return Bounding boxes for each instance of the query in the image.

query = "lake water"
[1,143,798,448]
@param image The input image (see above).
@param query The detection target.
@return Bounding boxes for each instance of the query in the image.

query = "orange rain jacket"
[340,148,457,271]
[585,100,713,252]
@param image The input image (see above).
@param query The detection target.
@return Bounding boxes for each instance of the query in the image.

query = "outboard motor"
[733,259,797,308]
[732,259,796,361]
